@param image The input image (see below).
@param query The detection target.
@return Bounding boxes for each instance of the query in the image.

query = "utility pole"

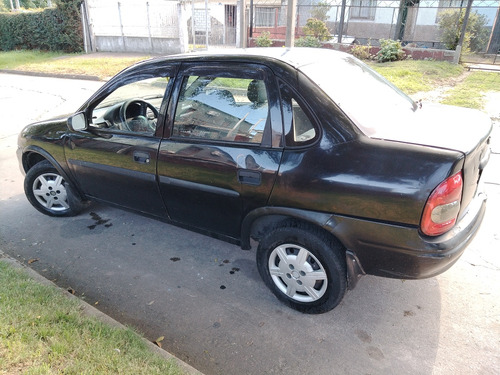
[453,0,473,64]
[337,0,347,43]
[486,5,500,54]
[239,0,247,48]
[285,0,297,47]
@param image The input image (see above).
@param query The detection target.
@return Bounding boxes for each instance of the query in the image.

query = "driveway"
[1,73,499,375]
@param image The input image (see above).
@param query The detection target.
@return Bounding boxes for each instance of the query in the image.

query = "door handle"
[133,151,150,164]
[238,169,261,186]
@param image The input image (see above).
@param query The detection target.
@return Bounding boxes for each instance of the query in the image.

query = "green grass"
[0,261,184,375]
[0,50,65,69]
[371,60,500,111]
[0,50,149,79]
[370,60,465,94]
[441,72,500,110]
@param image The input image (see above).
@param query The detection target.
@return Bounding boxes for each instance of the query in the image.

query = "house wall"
[86,0,186,54]
[346,21,396,40]
[319,0,499,46]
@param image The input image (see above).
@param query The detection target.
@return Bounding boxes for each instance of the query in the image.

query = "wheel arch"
[242,207,331,247]
[21,146,85,201]
[241,207,365,290]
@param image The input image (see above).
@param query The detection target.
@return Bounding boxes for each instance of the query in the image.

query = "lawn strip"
[0,260,184,375]
[441,71,500,110]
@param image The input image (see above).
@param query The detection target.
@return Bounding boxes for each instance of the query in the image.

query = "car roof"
[141,47,350,71]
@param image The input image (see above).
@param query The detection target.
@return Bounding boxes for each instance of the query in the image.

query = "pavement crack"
[465,260,500,271]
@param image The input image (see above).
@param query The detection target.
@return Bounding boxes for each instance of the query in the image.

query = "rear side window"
[279,82,317,146]
[172,76,269,144]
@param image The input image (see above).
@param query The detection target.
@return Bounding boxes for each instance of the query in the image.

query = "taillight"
[421,171,463,236]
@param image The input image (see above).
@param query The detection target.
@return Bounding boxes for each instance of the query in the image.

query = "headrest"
[247,80,267,105]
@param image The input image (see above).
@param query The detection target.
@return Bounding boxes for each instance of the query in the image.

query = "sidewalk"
[464,63,500,72]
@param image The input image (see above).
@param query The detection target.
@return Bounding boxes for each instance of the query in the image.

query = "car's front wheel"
[257,222,347,314]
[24,160,87,217]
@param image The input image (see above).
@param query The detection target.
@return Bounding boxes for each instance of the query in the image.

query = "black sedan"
[17,48,492,313]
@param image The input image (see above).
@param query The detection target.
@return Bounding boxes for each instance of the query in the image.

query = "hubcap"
[268,244,328,303]
[32,173,69,212]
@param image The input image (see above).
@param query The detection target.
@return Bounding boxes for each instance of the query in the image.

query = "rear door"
[157,62,283,238]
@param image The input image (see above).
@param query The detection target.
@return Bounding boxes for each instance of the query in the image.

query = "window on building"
[255,7,278,27]
[350,0,376,20]
[438,0,466,8]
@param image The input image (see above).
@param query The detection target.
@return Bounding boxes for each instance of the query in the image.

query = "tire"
[256,222,347,314]
[24,160,87,217]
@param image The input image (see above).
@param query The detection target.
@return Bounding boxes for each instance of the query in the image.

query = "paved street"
[1,73,499,375]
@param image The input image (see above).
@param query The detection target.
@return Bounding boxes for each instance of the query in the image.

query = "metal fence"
[83,0,499,61]
[187,1,238,49]
[85,0,183,54]
[249,0,500,59]
[84,0,239,54]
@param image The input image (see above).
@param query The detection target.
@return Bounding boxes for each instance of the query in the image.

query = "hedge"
[0,0,83,52]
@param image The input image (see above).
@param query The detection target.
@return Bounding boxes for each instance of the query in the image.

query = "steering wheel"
[119,99,159,132]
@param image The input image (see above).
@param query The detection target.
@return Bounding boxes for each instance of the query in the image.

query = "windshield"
[299,56,417,136]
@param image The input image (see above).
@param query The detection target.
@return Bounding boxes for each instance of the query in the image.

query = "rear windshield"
[299,56,417,136]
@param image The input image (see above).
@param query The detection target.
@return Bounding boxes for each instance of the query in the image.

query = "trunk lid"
[370,104,492,154]
[371,103,492,220]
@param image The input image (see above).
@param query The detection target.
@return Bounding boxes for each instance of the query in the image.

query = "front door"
[66,69,175,217]
[157,63,283,238]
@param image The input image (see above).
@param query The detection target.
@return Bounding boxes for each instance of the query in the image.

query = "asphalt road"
[1,73,499,375]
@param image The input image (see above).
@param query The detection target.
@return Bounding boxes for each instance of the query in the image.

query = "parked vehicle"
[17,48,492,313]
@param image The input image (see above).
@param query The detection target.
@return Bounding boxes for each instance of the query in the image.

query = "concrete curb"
[0,69,103,82]
[0,250,203,375]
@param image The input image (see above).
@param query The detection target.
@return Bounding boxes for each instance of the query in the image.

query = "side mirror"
[68,112,87,131]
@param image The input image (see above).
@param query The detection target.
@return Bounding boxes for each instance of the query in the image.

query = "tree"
[438,9,489,53]
[302,18,331,42]
[310,1,331,23]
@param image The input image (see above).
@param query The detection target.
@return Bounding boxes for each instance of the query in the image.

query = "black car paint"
[17,51,489,287]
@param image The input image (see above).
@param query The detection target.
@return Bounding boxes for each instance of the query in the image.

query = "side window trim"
[278,80,319,147]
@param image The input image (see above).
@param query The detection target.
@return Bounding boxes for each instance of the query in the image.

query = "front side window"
[91,76,170,135]
[173,75,269,144]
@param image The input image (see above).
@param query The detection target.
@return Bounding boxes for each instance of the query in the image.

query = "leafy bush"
[438,9,489,53]
[295,36,322,48]
[351,43,372,60]
[376,39,405,63]
[255,31,273,47]
[0,0,82,52]
[302,18,331,42]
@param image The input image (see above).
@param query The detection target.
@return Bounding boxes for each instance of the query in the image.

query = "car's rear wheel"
[256,222,347,314]
[24,160,87,217]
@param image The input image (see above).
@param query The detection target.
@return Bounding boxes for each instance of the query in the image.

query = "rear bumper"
[329,190,487,280]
